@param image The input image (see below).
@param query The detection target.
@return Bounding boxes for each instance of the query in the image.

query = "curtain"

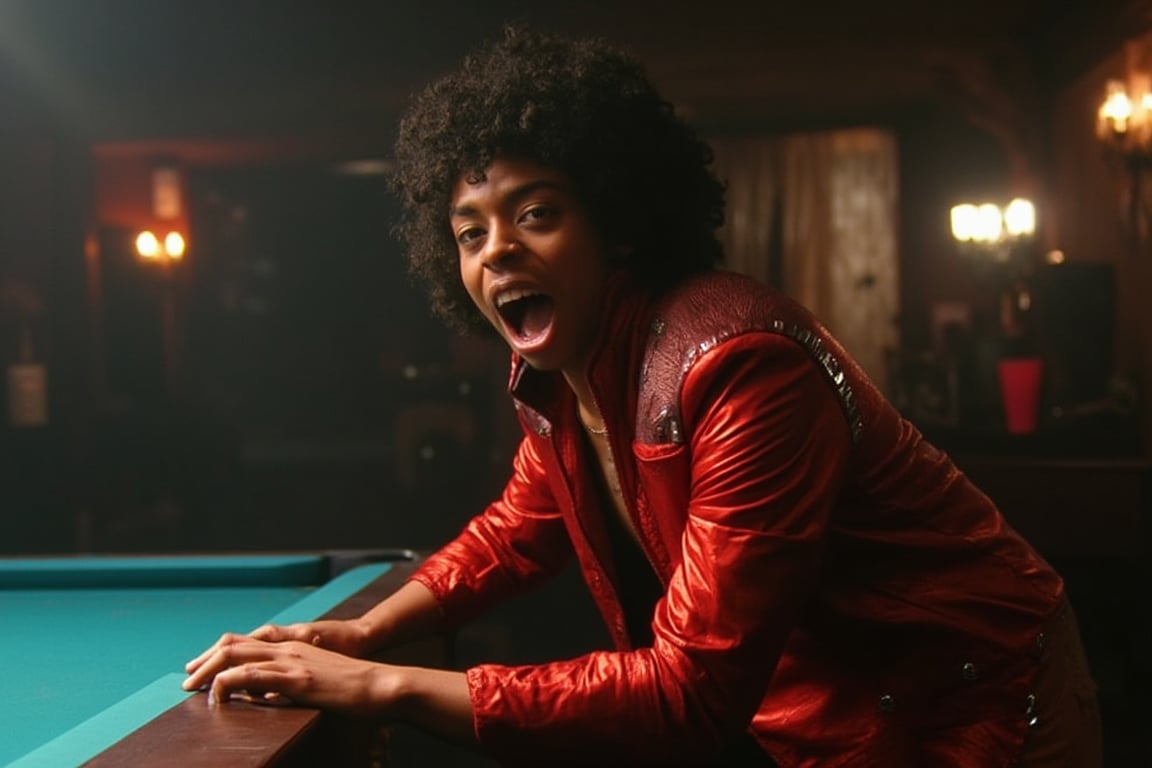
[710,128,899,392]
[711,137,780,286]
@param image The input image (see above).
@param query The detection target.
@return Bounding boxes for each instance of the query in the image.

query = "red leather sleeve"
[410,431,573,627]
[469,334,853,766]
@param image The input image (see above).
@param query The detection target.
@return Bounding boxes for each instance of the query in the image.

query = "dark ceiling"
[1,0,1148,154]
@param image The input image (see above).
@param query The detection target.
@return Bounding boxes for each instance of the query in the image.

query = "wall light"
[1097,74,1152,157]
[133,228,185,395]
[950,198,1036,262]
[135,230,186,262]
[1096,72,1152,243]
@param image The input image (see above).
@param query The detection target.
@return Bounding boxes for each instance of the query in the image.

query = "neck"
[562,369,606,435]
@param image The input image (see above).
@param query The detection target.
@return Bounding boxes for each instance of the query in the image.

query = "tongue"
[519,296,555,339]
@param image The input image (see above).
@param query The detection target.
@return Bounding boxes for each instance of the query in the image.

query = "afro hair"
[390,26,726,331]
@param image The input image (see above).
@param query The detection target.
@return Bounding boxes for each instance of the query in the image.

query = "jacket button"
[878,694,896,713]
[961,662,979,681]
[1035,632,1046,651]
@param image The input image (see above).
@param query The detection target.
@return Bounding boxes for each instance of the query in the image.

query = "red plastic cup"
[998,357,1043,434]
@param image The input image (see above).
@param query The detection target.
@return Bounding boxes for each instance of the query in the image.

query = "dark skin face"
[450,157,614,387]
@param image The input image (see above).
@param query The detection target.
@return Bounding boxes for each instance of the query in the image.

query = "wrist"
[376,666,475,744]
[368,663,414,720]
[348,616,381,656]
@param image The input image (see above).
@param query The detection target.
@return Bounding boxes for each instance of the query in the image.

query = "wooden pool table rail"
[83,554,450,767]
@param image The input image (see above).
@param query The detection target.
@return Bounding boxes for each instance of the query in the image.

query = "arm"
[401,431,573,626]
[184,633,479,746]
[181,579,446,665]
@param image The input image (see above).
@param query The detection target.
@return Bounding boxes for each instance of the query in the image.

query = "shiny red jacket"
[411,270,1064,768]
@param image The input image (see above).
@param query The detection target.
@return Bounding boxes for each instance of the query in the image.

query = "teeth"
[495,288,542,308]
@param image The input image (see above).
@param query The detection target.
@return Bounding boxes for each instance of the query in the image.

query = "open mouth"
[495,288,555,341]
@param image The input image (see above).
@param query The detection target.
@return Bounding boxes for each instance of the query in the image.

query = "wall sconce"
[1096,73,1152,242]
[949,198,1036,263]
[135,230,186,262]
[133,228,186,395]
[1097,74,1152,157]
[950,198,1040,375]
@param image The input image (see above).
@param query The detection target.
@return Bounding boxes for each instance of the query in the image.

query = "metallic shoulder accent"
[636,273,864,446]
[769,320,864,443]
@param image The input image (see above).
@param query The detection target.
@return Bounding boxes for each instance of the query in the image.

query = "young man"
[185,28,1101,767]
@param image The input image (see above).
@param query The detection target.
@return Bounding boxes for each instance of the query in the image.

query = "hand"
[249,619,373,657]
[184,619,371,678]
[181,633,397,714]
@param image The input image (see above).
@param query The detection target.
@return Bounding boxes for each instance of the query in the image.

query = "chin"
[516,351,563,371]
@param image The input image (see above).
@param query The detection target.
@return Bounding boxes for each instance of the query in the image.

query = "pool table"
[1,549,450,767]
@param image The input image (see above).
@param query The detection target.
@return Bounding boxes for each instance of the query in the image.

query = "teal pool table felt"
[0,555,392,766]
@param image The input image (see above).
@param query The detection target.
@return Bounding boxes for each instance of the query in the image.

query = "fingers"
[185,624,310,675]
[208,663,295,707]
[180,638,383,715]
[182,635,289,694]
[184,631,247,675]
[249,623,312,643]
[181,633,239,692]
[184,638,328,706]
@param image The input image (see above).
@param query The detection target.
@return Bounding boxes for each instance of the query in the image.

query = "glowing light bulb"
[135,230,161,259]
[1004,199,1035,238]
[164,231,186,259]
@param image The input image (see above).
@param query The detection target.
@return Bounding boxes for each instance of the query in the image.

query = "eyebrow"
[449,179,565,219]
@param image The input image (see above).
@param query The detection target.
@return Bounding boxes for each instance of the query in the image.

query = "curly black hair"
[390,26,726,332]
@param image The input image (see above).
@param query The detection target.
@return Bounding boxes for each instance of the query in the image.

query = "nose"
[481,225,522,272]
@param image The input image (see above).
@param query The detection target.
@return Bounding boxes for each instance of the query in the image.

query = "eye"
[519,205,558,226]
[456,225,485,247]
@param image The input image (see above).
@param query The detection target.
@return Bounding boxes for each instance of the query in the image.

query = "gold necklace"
[581,419,608,437]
